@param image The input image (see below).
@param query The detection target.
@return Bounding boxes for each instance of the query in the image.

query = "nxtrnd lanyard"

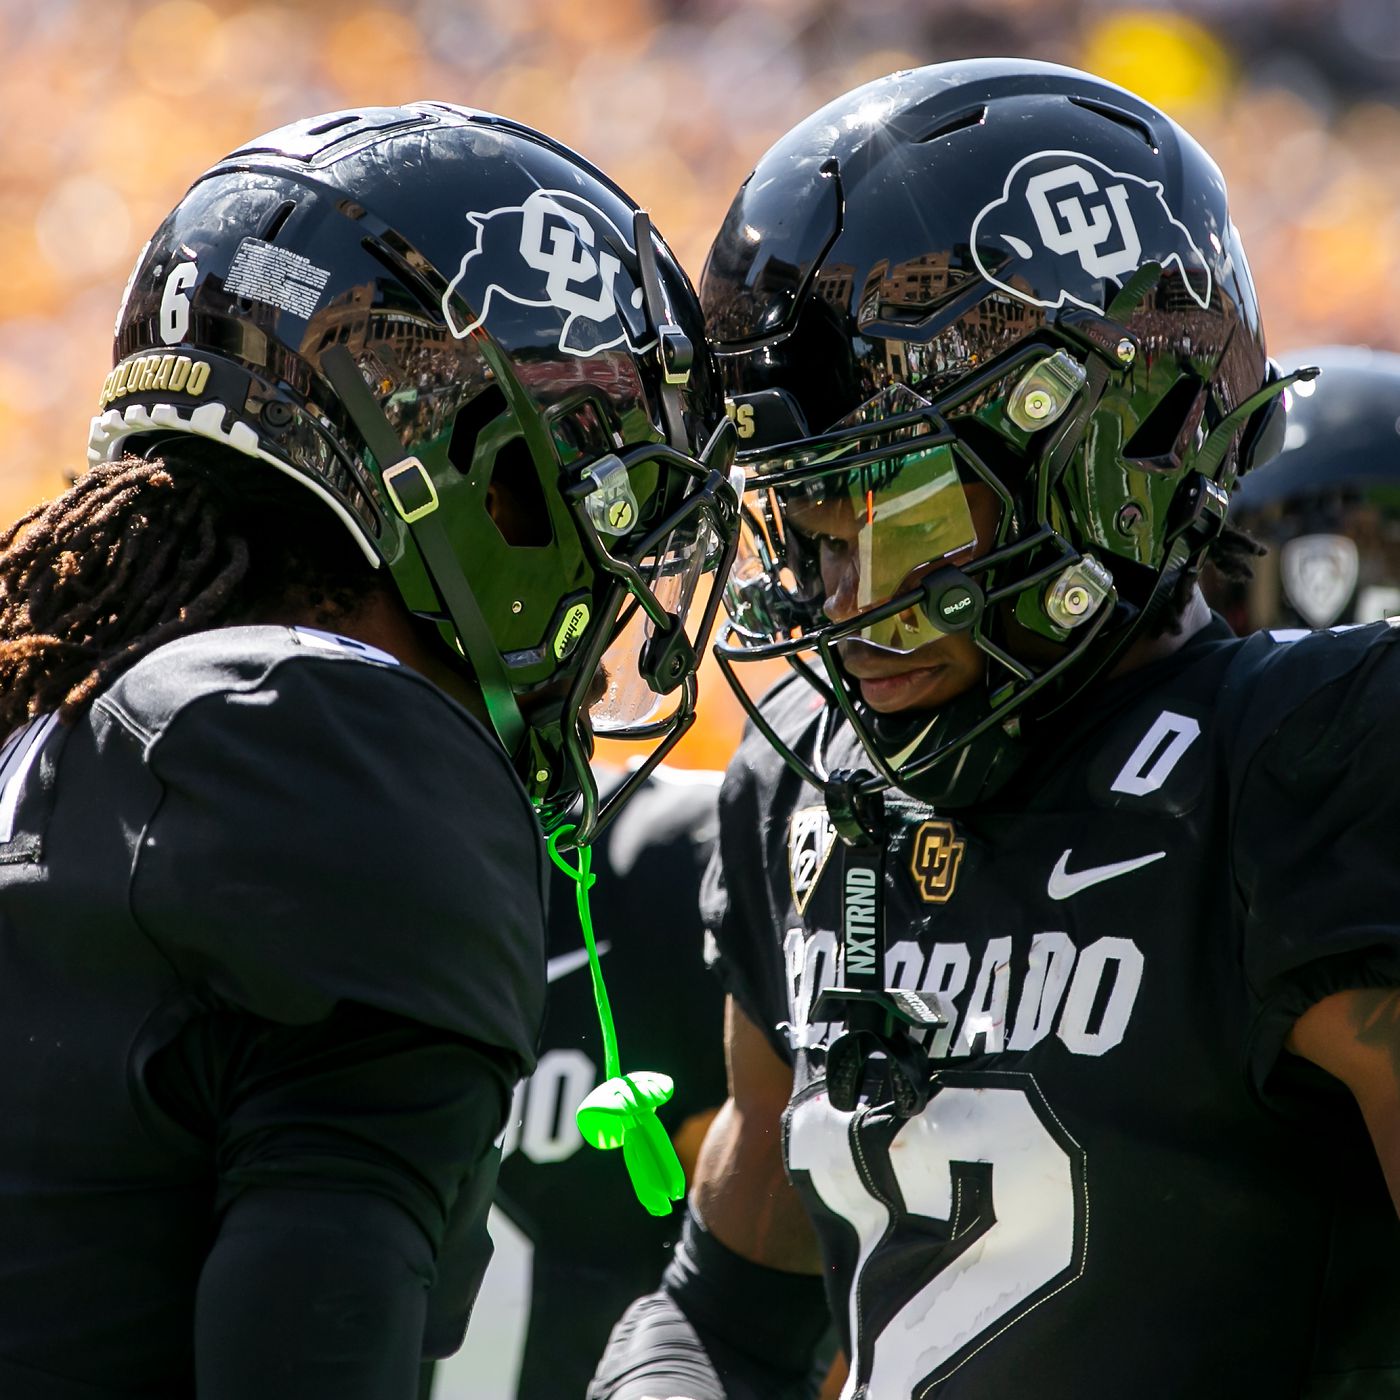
[815,774,945,1117]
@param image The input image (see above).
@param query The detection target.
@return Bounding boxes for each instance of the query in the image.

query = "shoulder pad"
[97,625,418,747]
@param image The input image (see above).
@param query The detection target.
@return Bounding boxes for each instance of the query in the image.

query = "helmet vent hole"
[260,200,297,243]
[449,384,509,477]
[915,105,986,144]
[1067,96,1158,151]
[486,437,552,548]
[307,114,360,137]
[1124,374,1206,472]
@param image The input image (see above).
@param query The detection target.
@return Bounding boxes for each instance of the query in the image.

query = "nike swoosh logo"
[546,941,611,984]
[889,717,938,769]
[1047,849,1165,900]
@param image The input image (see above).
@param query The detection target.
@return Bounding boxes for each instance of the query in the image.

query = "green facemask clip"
[546,825,686,1217]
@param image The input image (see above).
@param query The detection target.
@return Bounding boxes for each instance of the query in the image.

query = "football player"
[591,60,1400,1399]
[434,765,726,1400]
[1204,346,1400,633]
[0,103,738,1399]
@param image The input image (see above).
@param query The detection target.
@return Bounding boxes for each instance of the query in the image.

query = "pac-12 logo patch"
[443,189,654,358]
[910,819,965,903]
[970,150,1212,313]
[789,806,837,916]
[1281,533,1359,628]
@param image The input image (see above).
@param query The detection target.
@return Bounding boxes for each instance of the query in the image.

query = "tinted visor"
[748,386,982,652]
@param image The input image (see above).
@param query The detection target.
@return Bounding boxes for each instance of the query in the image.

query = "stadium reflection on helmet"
[87,102,740,844]
[706,59,1301,810]
[1203,347,1400,634]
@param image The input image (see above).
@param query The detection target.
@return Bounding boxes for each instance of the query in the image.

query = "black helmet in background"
[88,103,740,841]
[1204,347,1400,633]
[703,59,1295,810]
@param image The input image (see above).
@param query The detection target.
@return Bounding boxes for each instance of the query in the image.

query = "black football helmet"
[88,103,739,842]
[704,59,1302,814]
[1204,347,1400,633]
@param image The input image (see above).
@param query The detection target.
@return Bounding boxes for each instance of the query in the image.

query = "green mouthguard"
[546,825,686,1217]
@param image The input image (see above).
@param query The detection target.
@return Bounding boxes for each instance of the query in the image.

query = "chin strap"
[321,344,527,755]
[546,824,685,1217]
[1194,364,1320,478]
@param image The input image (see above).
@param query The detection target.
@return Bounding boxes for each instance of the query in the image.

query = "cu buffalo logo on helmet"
[970,150,1212,314]
[442,189,655,358]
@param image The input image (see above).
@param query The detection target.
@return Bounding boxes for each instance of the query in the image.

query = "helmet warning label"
[224,237,332,319]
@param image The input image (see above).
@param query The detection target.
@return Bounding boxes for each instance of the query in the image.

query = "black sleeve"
[154,1002,510,1396]
[128,654,545,1394]
[194,1186,434,1400]
[153,1002,513,1249]
[700,745,794,1066]
[1232,631,1400,1089]
[129,654,547,1071]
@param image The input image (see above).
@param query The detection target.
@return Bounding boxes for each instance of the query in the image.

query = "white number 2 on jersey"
[788,1075,1086,1397]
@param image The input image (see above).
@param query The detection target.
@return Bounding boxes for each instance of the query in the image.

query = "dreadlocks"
[1151,519,1268,637]
[0,446,382,735]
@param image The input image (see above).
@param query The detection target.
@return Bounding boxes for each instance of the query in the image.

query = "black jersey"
[440,768,726,1400]
[0,626,547,1398]
[704,616,1400,1399]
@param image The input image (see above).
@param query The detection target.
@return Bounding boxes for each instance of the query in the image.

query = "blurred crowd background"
[3,0,1399,766]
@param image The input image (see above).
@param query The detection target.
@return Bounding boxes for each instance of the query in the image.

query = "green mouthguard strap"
[546,825,686,1217]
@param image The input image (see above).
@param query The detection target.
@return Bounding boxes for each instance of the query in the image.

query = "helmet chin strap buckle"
[582,454,642,537]
[659,326,694,386]
[639,617,695,694]
[824,768,885,845]
[1166,473,1231,555]
[1044,555,1114,630]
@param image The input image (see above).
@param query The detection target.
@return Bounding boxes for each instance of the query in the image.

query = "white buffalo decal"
[443,188,654,358]
[970,150,1212,313]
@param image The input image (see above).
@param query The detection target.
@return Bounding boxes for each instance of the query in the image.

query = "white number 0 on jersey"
[787,1075,1087,1397]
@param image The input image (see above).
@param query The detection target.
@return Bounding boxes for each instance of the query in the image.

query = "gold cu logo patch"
[910,820,965,903]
